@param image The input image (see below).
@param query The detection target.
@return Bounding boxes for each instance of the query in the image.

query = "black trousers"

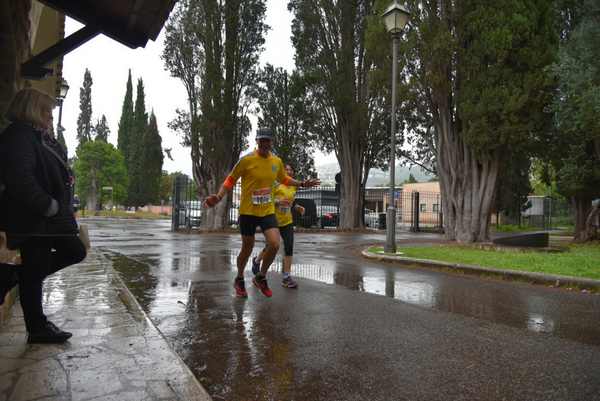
[18,235,86,331]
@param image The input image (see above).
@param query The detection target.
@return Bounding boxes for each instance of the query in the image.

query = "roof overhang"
[23,0,177,79]
[38,0,178,49]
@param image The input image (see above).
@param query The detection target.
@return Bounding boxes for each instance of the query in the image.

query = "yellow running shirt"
[274,184,297,227]
[223,151,290,217]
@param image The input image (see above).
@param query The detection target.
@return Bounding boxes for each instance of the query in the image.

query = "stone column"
[0,0,30,320]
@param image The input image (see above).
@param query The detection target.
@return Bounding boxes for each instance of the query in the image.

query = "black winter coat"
[0,121,77,249]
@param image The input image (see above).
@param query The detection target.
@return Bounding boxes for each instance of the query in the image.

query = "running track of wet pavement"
[87,218,600,401]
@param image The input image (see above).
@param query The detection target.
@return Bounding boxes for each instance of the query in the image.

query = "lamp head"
[58,79,70,99]
[381,1,410,34]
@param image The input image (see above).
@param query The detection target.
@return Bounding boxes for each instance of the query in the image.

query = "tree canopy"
[127,78,148,206]
[367,0,556,242]
[543,0,600,240]
[163,0,268,228]
[140,111,164,204]
[289,0,392,228]
[250,64,316,178]
[117,70,134,169]
[73,140,128,210]
[76,68,93,148]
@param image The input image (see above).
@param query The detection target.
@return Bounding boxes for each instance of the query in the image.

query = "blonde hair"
[6,88,55,127]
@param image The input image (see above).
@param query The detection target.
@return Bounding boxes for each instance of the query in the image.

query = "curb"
[361,249,600,292]
[99,252,213,401]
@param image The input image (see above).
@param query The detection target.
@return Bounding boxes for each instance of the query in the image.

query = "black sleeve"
[2,131,53,216]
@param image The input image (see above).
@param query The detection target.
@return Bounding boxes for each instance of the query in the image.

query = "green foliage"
[141,112,164,204]
[389,0,556,157]
[93,114,110,142]
[76,68,93,147]
[73,141,128,206]
[494,153,532,218]
[250,64,316,178]
[159,171,182,204]
[117,70,134,168]
[458,0,557,152]
[127,78,148,206]
[547,0,600,201]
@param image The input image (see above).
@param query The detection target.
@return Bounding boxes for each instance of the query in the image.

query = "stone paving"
[0,251,211,401]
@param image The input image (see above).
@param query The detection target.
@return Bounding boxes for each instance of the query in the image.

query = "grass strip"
[369,244,600,280]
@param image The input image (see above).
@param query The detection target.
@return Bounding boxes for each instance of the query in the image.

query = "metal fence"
[171,176,443,232]
[496,196,575,230]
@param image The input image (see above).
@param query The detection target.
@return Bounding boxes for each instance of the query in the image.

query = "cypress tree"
[128,78,148,206]
[141,111,164,204]
[76,68,93,148]
[117,70,134,169]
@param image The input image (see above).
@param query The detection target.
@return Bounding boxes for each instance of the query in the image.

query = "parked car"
[319,212,339,228]
[364,209,380,228]
[185,200,203,226]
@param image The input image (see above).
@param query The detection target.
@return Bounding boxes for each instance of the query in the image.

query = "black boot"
[0,263,18,306]
[28,321,73,344]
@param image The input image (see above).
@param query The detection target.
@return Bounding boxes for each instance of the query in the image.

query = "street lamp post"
[56,79,69,149]
[382,1,409,254]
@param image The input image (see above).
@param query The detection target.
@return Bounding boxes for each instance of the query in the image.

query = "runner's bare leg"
[283,255,292,274]
[237,235,255,277]
[260,228,280,275]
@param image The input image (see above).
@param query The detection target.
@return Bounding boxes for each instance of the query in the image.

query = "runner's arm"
[204,176,236,208]
[204,158,244,208]
[284,177,321,188]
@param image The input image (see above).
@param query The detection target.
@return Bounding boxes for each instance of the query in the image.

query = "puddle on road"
[108,251,600,347]
[106,249,600,401]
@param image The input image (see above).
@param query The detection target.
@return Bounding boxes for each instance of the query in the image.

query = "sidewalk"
[0,250,211,401]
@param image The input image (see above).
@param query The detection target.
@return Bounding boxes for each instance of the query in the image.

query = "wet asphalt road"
[86,218,600,401]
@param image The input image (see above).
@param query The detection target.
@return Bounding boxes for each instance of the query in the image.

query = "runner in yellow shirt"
[252,164,305,288]
[204,128,320,298]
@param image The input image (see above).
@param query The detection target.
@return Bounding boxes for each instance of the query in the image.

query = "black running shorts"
[239,214,278,236]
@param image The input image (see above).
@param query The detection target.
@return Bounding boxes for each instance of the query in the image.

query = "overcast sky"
[54,1,334,176]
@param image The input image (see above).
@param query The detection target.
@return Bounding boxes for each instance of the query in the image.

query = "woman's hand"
[301,178,321,188]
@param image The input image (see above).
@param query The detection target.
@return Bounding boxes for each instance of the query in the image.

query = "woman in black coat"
[0,88,86,344]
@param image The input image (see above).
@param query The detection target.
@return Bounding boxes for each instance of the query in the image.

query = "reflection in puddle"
[269,258,565,339]
[527,314,555,333]
[109,251,600,349]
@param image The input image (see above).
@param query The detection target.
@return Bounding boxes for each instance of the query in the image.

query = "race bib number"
[252,188,271,205]
[277,199,291,213]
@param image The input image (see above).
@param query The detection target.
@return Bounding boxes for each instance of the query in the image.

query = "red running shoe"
[233,277,247,298]
[252,274,273,297]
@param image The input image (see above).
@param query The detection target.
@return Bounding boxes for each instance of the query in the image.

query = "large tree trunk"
[86,173,98,212]
[201,168,229,230]
[436,119,500,242]
[337,120,364,229]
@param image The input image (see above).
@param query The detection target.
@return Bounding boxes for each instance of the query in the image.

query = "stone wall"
[0,0,31,321]
[0,0,32,130]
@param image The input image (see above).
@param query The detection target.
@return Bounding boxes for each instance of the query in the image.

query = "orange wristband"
[223,176,236,190]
